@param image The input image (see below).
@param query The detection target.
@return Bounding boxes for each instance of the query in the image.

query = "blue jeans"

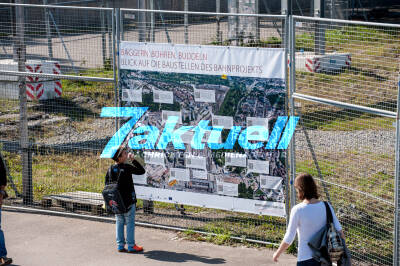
[115,204,136,248]
[0,208,7,257]
[297,258,321,266]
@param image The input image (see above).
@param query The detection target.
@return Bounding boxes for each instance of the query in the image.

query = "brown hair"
[294,173,320,200]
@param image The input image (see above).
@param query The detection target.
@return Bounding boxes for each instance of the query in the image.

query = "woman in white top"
[273,173,344,265]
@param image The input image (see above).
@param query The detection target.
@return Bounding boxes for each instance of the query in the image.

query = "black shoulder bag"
[102,166,127,214]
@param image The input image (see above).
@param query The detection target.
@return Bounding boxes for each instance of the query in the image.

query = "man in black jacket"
[105,147,145,253]
[0,155,12,265]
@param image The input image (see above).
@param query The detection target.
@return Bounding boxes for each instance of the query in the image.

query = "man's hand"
[128,152,138,163]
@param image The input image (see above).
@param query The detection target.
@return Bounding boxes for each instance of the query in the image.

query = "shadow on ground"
[143,250,226,264]
[32,98,97,121]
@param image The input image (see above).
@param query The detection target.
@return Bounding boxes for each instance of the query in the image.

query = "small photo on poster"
[144,152,165,166]
[170,168,190,182]
[247,117,269,128]
[224,153,247,167]
[153,89,173,104]
[216,181,238,197]
[122,88,142,102]
[194,88,216,103]
[259,175,282,190]
[185,154,207,170]
[132,173,147,185]
[247,160,269,174]
[162,110,182,124]
[181,130,211,144]
[212,115,233,129]
[192,169,208,180]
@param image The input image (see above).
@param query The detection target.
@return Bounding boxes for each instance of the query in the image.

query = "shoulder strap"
[323,201,333,224]
[109,165,122,184]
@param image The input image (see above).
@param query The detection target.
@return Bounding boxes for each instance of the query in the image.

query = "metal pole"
[16,1,32,205]
[120,8,124,41]
[393,76,400,266]
[314,0,325,55]
[184,0,188,44]
[235,0,239,46]
[113,8,118,133]
[150,0,155,42]
[284,13,290,226]
[288,13,296,211]
[216,0,221,43]
[138,0,146,42]
[281,0,288,46]
[107,1,112,61]
[255,0,260,43]
[43,0,53,59]
[101,0,107,68]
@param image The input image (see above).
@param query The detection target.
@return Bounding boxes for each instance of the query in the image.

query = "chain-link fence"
[0,3,116,214]
[292,16,400,265]
[1,3,400,265]
[118,8,289,246]
[0,3,289,248]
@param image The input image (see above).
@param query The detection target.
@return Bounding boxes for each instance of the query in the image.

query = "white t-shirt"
[283,201,342,262]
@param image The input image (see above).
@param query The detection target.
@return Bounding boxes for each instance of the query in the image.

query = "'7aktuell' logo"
[100,107,299,158]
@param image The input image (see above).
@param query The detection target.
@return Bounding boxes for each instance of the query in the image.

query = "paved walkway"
[2,210,297,266]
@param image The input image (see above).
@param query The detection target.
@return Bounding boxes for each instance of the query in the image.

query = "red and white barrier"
[296,52,351,73]
[42,61,62,99]
[25,62,44,100]
[0,59,62,101]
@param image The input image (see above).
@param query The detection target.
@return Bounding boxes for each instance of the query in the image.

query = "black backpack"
[102,166,127,214]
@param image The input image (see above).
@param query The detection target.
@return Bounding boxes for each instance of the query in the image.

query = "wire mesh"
[293,16,400,266]
[0,4,115,76]
[0,4,116,214]
[293,16,400,113]
[1,3,400,263]
[119,8,289,245]
[0,3,290,247]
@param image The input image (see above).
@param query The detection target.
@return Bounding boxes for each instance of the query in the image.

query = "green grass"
[296,149,395,264]
[3,151,108,200]
[300,111,395,131]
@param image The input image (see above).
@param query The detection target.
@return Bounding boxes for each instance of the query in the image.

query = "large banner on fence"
[119,41,287,217]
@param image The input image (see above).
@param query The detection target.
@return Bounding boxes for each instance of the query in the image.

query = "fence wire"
[0,4,116,213]
[119,8,288,246]
[1,3,400,265]
[0,3,289,248]
[293,16,400,265]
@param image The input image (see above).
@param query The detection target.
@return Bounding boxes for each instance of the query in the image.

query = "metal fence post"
[150,0,155,42]
[289,14,296,211]
[184,0,188,44]
[314,0,325,55]
[394,76,400,266]
[16,1,32,205]
[284,14,290,225]
[119,8,124,41]
[138,0,146,42]
[216,0,221,43]
[43,0,53,59]
[113,8,119,132]
[101,0,107,67]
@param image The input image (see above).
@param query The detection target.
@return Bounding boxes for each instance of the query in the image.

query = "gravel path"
[295,128,396,154]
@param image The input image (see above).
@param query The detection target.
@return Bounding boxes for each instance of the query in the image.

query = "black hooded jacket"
[105,160,145,209]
